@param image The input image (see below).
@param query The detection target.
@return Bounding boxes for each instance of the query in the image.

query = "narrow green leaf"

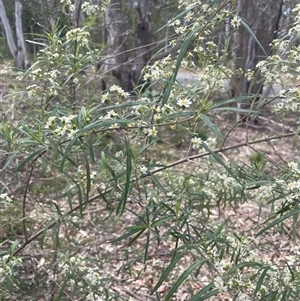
[165,259,207,301]
[85,154,91,197]
[101,151,117,184]
[128,228,147,246]
[190,285,219,301]
[111,231,139,243]
[240,19,267,56]
[151,216,174,228]
[117,139,132,215]
[0,152,17,172]
[159,201,177,216]
[62,171,83,216]
[15,148,46,172]
[207,0,223,9]
[54,273,70,301]
[60,133,81,169]
[211,94,255,109]
[228,262,263,275]
[40,218,55,249]
[151,252,186,294]
[201,142,243,186]
[52,201,63,217]
[199,113,223,138]
[88,136,95,163]
[254,267,270,297]
[162,27,199,106]
[257,207,300,236]
[144,230,150,263]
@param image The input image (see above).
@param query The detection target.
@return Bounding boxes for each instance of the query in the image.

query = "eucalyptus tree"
[0,0,28,68]
[104,0,181,93]
[230,0,284,100]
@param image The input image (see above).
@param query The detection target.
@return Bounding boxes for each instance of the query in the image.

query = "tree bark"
[230,0,283,97]
[0,0,28,69]
[0,0,17,59]
[15,1,28,69]
[105,0,154,93]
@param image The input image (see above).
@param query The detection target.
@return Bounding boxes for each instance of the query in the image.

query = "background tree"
[0,0,28,68]
[230,0,284,99]
[105,0,156,92]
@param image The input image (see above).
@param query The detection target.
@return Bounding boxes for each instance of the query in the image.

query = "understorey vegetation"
[1,1,300,300]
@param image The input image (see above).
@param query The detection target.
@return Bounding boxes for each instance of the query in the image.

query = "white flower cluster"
[66,28,90,46]
[76,165,98,185]
[109,85,130,98]
[202,171,242,202]
[0,255,22,278]
[45,114,78,139]
[198,64,231,94]
[253,161,300,205]
[256,6,300,114]
[59,255,104,300]
[82,1,100,15]
[142,55,174,82]
[0,193,13,203]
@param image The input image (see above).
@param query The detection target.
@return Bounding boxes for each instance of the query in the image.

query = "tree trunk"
[0,0,17,59]
[15,1,28,69]
[0,0,29,69]
[230,0,283,98]
[106,0,154,93]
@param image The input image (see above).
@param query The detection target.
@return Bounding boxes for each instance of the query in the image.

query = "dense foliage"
[1,1,300,300]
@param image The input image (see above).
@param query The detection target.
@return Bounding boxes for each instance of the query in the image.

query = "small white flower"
[139,165,148,174]
[177,98,192,108]
[67,129,78,139]
[147,127,158,136]
[191,137,203,148]
[231,16,241,29]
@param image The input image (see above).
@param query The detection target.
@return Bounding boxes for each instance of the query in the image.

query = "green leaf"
[15,148,47,172]
[201,143,243,186]
[128,227,147,246]
[162,26,199,106]
[40,218,55,249]
[257,207,300,236]
[165,259,207,301]
[211,94,254,109]
[190,283,219,301]
[88,136,95,163]
[151,216,174,227]
[228,262,263,275]
[101,151,117,184]
[85,154,91,198]
[240,19,267,56]
[117,138,132,215]
[199,113,223,138]
[254,267,270,297]
[0,152,17,172]
[207,0,223,9]
[54,273,70,301]
[151,252,186,294]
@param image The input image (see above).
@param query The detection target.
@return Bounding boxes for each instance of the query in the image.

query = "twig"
[112,286,155,301]
[22,163,34,242]
[10,131,299,258]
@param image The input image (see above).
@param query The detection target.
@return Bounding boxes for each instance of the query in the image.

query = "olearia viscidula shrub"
[1,0,300,300]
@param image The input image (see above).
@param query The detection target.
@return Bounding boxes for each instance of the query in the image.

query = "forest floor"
[1,66,300,300]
